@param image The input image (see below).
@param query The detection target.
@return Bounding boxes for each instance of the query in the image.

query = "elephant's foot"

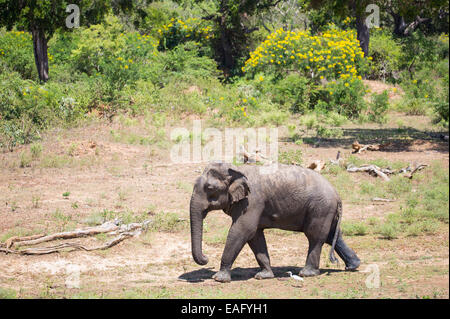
[345,257,361,271]
[299,266,320,277]
[212,270,231,283]
[254,269,274,280]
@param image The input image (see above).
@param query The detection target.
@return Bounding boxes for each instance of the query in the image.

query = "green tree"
[196,0,282,74]
[0,0,132,82]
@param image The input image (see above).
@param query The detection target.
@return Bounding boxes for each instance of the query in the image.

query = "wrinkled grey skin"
[190,162,361,283]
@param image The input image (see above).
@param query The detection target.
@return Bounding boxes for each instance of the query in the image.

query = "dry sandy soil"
[0,110,448,299]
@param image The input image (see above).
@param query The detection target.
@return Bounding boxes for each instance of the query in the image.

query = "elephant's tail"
[329,200,342,264]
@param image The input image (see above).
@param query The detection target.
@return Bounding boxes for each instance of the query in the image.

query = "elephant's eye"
[204,183,217,192]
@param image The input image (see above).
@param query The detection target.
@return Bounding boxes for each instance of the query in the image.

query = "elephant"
[189,162,361,283]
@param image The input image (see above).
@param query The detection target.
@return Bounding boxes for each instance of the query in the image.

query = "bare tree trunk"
[219,15,235,72]
[31,26,49,82]
[390,10,431,37]
[391,12,408,36]
[356,14,369,57]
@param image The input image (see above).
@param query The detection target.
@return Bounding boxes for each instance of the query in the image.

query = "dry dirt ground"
[0,112,448,299]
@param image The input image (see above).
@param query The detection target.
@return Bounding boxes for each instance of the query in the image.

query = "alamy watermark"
[365,4,380,29]
[362,264,380,289]
[66,4,80,28]
[169,120,279,172]
[65,263,81,289]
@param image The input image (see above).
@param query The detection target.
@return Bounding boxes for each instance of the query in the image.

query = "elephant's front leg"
[213,221,256,283]
[248,229,274,280]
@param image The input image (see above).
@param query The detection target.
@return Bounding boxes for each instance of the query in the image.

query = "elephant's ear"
[227,169,250,204]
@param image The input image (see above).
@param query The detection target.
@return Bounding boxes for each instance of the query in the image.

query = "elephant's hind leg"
[248,229,274,280]
[329,234,361,271]
[300,237,323,277]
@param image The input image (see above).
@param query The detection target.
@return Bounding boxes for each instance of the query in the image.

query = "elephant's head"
[189,162,250,265]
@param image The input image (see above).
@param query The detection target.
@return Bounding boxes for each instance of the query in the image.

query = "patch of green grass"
[52,209,74,231]
[0,227,34,242]
[39,154,72,168]
[376,221,400,240]
[110,127,167,146]
[341,221,368,236]
[279,149,303,165]
[19,151,32,168]
[406,220,439,237]
[205,227,228,245]
[30,143,43,159]
[316,125,343,138]
[0,287,17,299]
[386,175,412,197]
[150,211,185,232]
[67,142,78,156]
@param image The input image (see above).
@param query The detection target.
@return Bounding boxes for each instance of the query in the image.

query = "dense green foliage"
[0,0,448,149]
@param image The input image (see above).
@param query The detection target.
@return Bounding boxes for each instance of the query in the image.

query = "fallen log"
[239,145,271,164]
[352,141,391,154]
[346,162,427,181]
[1,219,152,255]
[308,160,326,172]
[13,221,120,248]
[347,164,391,181]
[403,163,428,179]
[4,234,46,249]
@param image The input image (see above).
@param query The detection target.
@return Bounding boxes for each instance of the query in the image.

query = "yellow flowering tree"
[242,25,369,84]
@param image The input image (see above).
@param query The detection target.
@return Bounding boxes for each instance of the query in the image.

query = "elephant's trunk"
[190,192,209,266]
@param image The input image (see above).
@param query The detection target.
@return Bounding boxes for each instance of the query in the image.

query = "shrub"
[368,90,389,123]
[368,29,402,81]
[325,78,367,118]
[377,221,400,239]
[0,71,64,148]
[271,74,311,113]
[0,29,36,80]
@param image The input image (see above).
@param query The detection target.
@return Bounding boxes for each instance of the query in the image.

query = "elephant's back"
[247,164,340,227]
[240,163,339,198]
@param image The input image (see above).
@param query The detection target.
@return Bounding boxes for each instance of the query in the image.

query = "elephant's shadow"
[178,266,345,283]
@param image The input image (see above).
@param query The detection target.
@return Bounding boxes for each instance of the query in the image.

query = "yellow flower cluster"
[0,30,32,57]
[243,26,367,83]
[157,17,214,42]
[122,31,159,55]
[343,17,353,25]
[438,33,449,44]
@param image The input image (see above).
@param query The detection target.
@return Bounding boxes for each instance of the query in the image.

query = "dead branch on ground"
[0,219,152,255]
[308,160,326,172]
[239,145,272,164]
[347,164,392,181]
[346,162,428,181]
[352,141,391,154]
